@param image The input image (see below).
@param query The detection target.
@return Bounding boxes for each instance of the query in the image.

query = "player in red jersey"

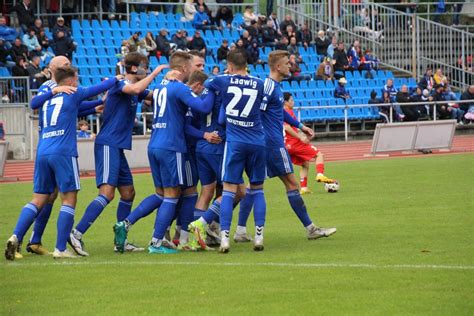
[283,92,336,194]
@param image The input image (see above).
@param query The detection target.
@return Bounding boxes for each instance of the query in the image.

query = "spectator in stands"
[243,6,258,26]
[215,6,233,29]
[12,56,29,77]
[268,12,281,35]
[368,90,389,123]
[27,55,49,88]
[316,57,335,81]
[187,30,206,55]
[52,30,75,60]
[283,25,297,42]
[143,32,157,57]
[120,40,130,57]
[349,45,363,71]
[217,39,229,62]
[275,36,289,51]
[128,32,142,53]
[363,49,379,78]
[0,16,18,43]
[326,36,337,59]
[280,14,297,34]
[52,17,72,41]
[382,79,398,102]
[334,77,350,99]
[193,5,213,30]
[11,0,35,32]
[433,68,447,86]
[31,18,42,34]
[434,84,464,123]
[288,54,305,82]
[77,120,95,139]
[461,86,474,122]
[333,41,351,73]
[184,0,197,21]
[298,22,312,49]
[411,87,432,119]
[442,78,457,101]
[11,37,29,62]
[171,30,188,51]
[433,0,446,23]
[22,28,42,58]
[194,0,213,19]
[246,40,261,65]
[241,30,252,48]
[0,38,15,68]
[234,39,247,56]
[246,20,260,42]
[315,30,330,56]
[418,67,435,92]
[346,40,360,62]
[36,28,51,52]
[396,85,419,121]
[262,20,279,47]
[287,37,302,64]
[155,29,171,57]
[212,65,220,76]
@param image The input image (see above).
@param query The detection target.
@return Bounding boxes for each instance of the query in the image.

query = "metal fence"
[276,0,473,90]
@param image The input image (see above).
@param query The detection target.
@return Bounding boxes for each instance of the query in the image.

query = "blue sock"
[178,194,197,232]
[202,200,220,224]
[152,198,178,240]
[13,203,39,242]
[30,203,53,244]
[194,207,206,221]
[75,195,110,234]
[220,191,236,231]
[56,205,75,251]
[126,194,163,225]
[287,190,312,227]
[238,188,253,227]
[252,189,266,227]
[117,199,133,222]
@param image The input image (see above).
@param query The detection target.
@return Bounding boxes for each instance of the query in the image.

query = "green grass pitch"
[1,154,473,315]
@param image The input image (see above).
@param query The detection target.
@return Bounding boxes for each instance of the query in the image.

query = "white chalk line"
[2,260,474,270]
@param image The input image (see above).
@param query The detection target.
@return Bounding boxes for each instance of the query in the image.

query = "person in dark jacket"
[315,30,330,55]
[52,31,75,59]
[261,20,278,47]
[187,30,206,55]
[11,0,35,32]
[11,37,29,62]
[217,39,229,62]
[215,6,233,28]
[52,17,72,41]
[298,23,313,49]
[12,57,29,77]
[246,40,260,65]
[333,41,351,72]
[396,85,419,121]
[171,30,188,51]
[156,29,171,57]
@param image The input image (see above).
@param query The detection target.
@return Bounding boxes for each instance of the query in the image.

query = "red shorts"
[286,142,320,166]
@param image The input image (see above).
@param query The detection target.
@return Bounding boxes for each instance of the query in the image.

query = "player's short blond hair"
[268,50,290,70]
[188,70,208,85]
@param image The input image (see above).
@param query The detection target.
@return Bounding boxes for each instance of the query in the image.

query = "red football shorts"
[286,142,320,166]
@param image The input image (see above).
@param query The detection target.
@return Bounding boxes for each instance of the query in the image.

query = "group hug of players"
[5,49,337,260]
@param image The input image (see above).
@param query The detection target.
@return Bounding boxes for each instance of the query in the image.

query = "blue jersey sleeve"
[283,110,300,128]
[138,89,150,102]
[78,78,118,101]
[185,116,205,139]
[31,90,53,109]
[178,86,215,114]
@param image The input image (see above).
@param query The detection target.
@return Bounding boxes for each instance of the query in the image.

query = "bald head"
[468,86,474,94]
[49,56,71,81]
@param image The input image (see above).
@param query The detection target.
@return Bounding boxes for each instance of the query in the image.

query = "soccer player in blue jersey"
[113,51,215,254]
[204,50,268,253]
[5,66,119,260]
[14,56,105,259]
[236,50,337,241]
[68,52,168,256]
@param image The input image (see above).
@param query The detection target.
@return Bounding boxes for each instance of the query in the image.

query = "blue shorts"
[33,154,81,194]
[196,152,223,186]
[95,144,133,188]
[222,141,266,185]
[148,148,185,188]
[182,151,199,188]
[266,146,294,178]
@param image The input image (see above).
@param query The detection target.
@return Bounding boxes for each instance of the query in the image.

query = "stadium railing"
[276,0,473,90]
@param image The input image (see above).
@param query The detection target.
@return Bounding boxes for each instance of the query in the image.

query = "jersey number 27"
[226,87,257,118]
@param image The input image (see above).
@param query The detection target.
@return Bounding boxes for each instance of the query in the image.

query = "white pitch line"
[2,260,474,270]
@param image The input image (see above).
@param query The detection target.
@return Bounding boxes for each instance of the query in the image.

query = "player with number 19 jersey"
[207,74,266,184]
[148,79,214,188]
